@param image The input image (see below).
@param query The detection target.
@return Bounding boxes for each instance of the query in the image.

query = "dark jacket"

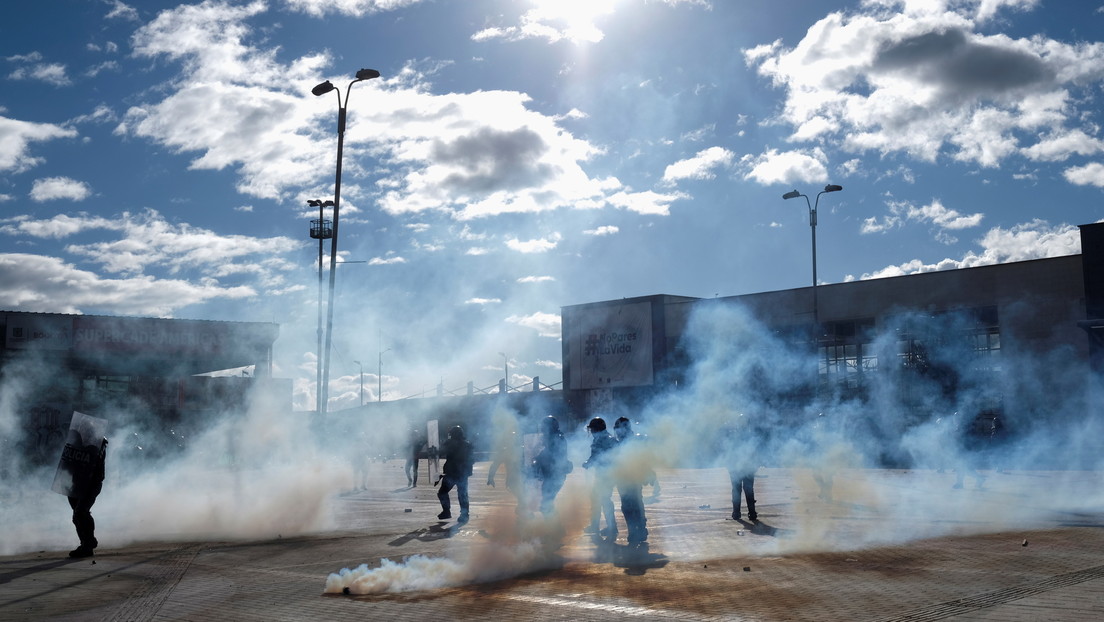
[441,437,474,478]
[584,432,617,470]
[533,433,571,480]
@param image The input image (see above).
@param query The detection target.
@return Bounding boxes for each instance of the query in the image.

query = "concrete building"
[562,223,1104,464]
[0,312,286,465]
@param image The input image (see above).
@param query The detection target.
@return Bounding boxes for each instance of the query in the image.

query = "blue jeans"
[437,475,469,514]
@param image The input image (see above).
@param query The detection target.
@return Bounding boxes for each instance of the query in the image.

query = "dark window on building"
[818,319,876,391]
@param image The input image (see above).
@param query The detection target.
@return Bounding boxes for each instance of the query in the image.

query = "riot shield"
[426,419,440,485]
[50,411,108,498]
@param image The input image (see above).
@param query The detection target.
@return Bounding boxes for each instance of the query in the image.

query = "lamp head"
[355,68,381,81]
[308,199,321,207]
[824,184,843,192]
[311,80,336,96]
[782,190,802,200]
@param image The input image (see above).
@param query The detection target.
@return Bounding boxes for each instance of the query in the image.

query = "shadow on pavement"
[387,522,457,546]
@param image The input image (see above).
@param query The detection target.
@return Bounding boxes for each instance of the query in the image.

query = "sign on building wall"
[566,300,654,390]
[73,316,229,356]
[5,314,73,350]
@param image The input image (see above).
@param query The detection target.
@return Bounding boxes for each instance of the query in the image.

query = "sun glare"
[526,0,621,44]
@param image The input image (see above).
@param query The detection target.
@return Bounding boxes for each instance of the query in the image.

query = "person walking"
[437,425,474,523]
[532,415,572,516]
[487,415,529,515]
[721,416,759,523]
[583,417,617,537]
[68,436,108,558]
[405,427,425,488]
[613,417,648,543]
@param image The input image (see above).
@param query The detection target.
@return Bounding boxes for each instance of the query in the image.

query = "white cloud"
[119,1,332,200]
[471,0,618,45]
[853,219,1081,280]
[0,213,114,238]
[680,124,716,142]
[8,62,70,86]
[104,0,140,21]
[1022,129,1104,162]
[122,3,640,223]
[30,177,92,202]
[1063,162,1104,188]
[505,311,561,338]
[464,297,501,305]
[744,4,1104,172]
[282,0,424,17]
[0,116,77,173]
[662,146,734,184]
[606,189,686,216]
[861,198,983,237]
[583,225,619,236]
[0,253,256,316]
[743,148,828,185]
[368,255,407,265]
[3,210,300,294]
[517,275,555,283]
[506,234,561,253]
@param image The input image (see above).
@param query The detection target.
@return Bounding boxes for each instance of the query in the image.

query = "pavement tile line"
[104,544,204,622]
[880,563,1104,622]
[504,593,757,621]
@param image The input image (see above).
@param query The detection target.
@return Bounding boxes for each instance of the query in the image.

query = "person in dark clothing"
[486,414,528,515]
[728,468,758,522]
[68,437,107,558]
[405,428,424,487]
[532,415,572,516]
[613,417,648,543]
[437,425,474,523]
[722,417,758,522]
[583,417,617,537]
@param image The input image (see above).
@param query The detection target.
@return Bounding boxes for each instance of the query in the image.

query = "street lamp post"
[782,184,843,326]
[312,67,381,414]
[353,359,364,406]
[308,199,334,415]
[498,352,508,393]
[378,346,390,402]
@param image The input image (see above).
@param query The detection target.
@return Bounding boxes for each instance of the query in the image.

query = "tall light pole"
[308,199,333,414]
[312,67,381,414]
[782,184,843,326]
[353,359,364,406]
[378,346,390,402]
[498,352,508,392]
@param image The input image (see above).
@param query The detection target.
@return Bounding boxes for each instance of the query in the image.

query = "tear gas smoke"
[328,298,1104,592]
[4,297,1102,596]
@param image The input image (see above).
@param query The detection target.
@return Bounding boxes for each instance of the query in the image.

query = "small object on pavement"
[698,504,710,509]
[1022,539,1028,547]
[343,587,351,595]
[404,508,412,512]
[743,566,751,572]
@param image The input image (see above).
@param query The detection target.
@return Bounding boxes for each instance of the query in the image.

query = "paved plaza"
[2,463,1103,621]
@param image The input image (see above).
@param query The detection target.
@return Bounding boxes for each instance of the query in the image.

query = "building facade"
[1,312,286,465]
[562,223,1103,461]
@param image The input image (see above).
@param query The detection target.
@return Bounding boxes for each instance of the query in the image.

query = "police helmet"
[542,415,561,435]
[587,417,606,432]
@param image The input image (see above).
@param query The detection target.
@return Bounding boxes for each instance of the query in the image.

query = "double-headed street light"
[782,184,843,326]
[308,199,334,415]
[311,67,381,414]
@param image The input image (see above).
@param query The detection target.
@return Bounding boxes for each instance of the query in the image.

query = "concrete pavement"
[3,463,1103,621]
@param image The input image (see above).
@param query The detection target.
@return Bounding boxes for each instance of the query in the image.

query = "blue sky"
[2,0,1103,410]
